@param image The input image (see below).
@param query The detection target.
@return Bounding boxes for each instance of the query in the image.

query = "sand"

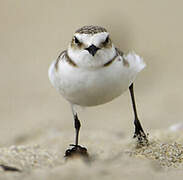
[1,0,183,179]
[1,129,183,180]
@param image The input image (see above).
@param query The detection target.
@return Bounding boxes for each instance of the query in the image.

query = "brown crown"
[75,25,107,34]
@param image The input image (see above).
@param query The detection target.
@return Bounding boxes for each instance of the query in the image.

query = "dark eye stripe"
[103,36,109,45]
[105,36,109,43]
[74,36,80,44]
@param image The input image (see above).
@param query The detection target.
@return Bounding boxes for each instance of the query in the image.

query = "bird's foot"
[65,144,89,158]
[133,130,148,146]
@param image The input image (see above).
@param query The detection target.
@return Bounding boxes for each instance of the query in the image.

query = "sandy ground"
[1,0,183,179]
[1,129,183,180]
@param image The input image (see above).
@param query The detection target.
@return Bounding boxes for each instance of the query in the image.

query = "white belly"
[49,53,145,106]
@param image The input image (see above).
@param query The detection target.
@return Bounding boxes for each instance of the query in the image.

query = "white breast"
[48,52,145,107]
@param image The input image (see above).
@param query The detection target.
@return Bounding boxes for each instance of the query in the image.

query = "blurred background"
[0,0,183,146]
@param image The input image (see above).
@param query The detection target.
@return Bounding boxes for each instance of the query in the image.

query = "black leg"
[129,83,148,144]
[65,112,88,158]
[74,113,81,147]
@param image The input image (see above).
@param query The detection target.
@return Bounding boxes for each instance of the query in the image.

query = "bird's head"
[67,25,116,68]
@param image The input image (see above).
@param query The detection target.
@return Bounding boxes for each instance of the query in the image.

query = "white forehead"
[74,32,109,46]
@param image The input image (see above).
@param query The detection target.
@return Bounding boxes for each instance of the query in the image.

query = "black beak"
[85,44,100,56]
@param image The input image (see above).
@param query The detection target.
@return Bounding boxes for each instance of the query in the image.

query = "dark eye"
[74,36,80,44]
[103,36,109,44]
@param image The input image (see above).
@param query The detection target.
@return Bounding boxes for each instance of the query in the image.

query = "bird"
[48,25,148,157]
